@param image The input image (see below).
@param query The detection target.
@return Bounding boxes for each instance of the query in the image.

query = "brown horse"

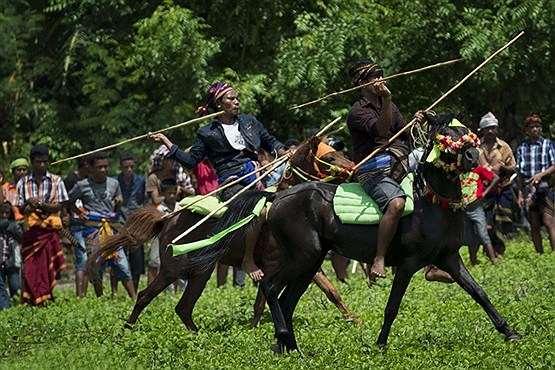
[192,117,520,351]
[91,136,360,331]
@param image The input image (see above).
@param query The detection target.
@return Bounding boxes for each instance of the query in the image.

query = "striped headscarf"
[524,113,542,126]
[195,82,234,117]
[348,59,383,86]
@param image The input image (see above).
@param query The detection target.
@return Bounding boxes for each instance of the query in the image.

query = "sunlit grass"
[1,234,554,369]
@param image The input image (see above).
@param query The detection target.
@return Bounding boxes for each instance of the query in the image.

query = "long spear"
[289,58,464,111]
[51,111,225,165]
[352,31,524,172]
[171,156,288,243]
[168,116,343,240]
[161,116,342,220]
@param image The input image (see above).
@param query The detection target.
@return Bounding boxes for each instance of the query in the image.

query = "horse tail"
[88,207,166,265]
[188,190,274,273]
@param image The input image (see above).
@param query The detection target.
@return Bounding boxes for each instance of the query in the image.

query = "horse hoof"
[123,322,134,330]
[271,343,284,354]
[505,332,521,341]
[346,317,363,325]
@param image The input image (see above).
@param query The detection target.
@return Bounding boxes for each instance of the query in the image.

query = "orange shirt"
[2,182,24,221]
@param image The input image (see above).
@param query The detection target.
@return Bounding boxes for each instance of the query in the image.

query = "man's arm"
[372,79,393,137]
[482,173,500,198]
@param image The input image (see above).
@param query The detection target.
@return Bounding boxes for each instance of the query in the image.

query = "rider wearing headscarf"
[346,58,423,279]
[148,81,287,282]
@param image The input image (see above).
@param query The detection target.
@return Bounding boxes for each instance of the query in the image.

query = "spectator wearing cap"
[2,156,30,222]
[515,113,555,253]
[478,112,516,256]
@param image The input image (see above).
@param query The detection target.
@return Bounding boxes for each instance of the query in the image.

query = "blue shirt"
[515,136,555,178]
[116,174,146,220]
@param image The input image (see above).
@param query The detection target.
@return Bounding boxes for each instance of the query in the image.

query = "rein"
[283,150,354,184]
[415,121,479,209]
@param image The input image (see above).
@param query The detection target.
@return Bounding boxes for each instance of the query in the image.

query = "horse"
[193,116,520,351]
[91,135,360,331]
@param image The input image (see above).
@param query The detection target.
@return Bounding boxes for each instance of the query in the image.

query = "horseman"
[148,82,289,282]
[346,59,424,279]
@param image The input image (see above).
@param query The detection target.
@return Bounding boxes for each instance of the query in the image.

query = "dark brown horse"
[193,117,520,351]
[91,136,360,331]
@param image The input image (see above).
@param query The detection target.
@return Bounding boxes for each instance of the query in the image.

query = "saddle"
[179,195,227,218]
[178,186,278,218]
[333,173,415,225]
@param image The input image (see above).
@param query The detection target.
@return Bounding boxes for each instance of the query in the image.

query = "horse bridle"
[281,150,355,184]
[415,124,477,207]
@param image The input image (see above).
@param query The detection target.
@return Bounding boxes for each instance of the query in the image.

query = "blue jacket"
[168,114,285,181]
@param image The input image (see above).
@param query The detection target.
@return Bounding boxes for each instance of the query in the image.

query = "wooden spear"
[289,58,464,111]
[51,111,225,165]
[171,156,288,243]
[352,31,524,172]
[161,116,343,220]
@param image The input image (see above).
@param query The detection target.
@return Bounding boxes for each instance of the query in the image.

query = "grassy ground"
[1,233,554,369]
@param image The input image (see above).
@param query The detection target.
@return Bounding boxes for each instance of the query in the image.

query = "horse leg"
[277,269,321,353]
[125,271,176,329]
[435,253,520,341]
[376,262,420,348]
[251,286,266,328]
[174,269,212,332]
[312,270,361,324]
[259,273,291,354]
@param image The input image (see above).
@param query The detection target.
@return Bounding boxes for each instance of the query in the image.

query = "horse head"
[277,136,355,189]
[421,114,480,204]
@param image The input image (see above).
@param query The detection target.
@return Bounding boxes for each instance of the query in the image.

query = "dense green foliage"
[1,235,554,369]
[1,0,554,174]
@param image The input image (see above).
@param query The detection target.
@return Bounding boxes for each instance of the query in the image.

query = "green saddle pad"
[333,173,414,225]
[178,187,277,219]
[179,195,228,218]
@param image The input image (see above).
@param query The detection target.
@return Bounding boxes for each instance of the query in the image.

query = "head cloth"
[524,113,542,127]
[195,82,234,117]
[348,59,383,86]
[10,157,30,171]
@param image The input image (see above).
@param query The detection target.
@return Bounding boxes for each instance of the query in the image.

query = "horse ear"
[309,135,323,151]
[437,113,456,127]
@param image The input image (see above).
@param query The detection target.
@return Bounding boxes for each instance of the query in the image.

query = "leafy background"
[1,0,554,175]
[1,234,554,369]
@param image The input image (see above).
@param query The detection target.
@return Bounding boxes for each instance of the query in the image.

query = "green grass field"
[1,233,554,369]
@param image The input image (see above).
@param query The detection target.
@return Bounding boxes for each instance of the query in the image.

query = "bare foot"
[370,261,386,279]
[243,261,265,282]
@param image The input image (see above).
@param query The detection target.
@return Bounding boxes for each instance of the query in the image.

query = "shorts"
[463,202,491,245]
[360,172,405,213]
[148,237,160,270]
[128,246,145,277]
[71,225,88,271]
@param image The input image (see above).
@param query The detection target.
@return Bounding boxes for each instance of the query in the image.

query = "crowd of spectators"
[0,104,553,310]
